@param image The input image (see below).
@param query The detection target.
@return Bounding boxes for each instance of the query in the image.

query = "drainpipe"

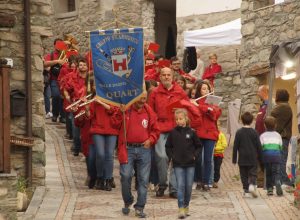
[24,0,32,186]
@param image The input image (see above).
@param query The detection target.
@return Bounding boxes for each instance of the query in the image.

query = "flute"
[194,91,214,101]
[65,93,93,110]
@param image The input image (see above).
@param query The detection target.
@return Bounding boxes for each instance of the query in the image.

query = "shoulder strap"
[51,51,54,61]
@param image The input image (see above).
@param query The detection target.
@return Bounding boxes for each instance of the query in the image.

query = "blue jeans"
[44,84,51,113]
[70,113,81,153]
[195,139,215,185]
[50,80,64,118]
[281,138,291,185]
[174,167,195,208]
[87,145,97,179]
[265,163,281,189]
[155,133,177,193]
[149,147,159,185]
[65,112,73,138]
[93,134,117,179]
[120,146,151,210]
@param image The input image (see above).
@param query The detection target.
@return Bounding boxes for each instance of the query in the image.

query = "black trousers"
[265,163,281,189]
[213,156,223,183]
[239,165,257,191]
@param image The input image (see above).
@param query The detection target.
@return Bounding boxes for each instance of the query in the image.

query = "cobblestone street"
[22,121,300,220]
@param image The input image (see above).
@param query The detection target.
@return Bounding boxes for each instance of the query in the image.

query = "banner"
[90,28,144,107]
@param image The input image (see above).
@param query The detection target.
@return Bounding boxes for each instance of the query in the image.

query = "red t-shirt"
[126,106,150,143]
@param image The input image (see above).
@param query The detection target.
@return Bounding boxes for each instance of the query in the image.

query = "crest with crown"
[111,47,126,55]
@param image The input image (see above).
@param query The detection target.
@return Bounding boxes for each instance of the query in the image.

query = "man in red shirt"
[44,38,67,123]
[148,67,189,198]
[117,92,160,218]
[64,58,89,156]
[170,57,195,84]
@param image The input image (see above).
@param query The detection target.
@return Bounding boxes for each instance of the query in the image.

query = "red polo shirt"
[126,106,150,143]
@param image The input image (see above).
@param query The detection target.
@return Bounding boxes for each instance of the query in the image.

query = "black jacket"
[165,126,202,167]
[232,127,262,166]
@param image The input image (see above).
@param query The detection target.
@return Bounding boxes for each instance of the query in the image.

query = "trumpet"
[79,97,95,107]
[74,97,96,119]
[65,93,93,110]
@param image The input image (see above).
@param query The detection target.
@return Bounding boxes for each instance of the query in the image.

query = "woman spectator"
[202,53,222,87]
[192,80,221,191]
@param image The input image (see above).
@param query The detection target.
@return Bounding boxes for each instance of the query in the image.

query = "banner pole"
[122,110,127,148]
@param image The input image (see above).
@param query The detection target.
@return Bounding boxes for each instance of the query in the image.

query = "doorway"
[154,0,176,59]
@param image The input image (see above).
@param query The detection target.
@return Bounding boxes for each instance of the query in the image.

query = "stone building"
[1,1,300,218]
[0,0,171,218]
[44,0,177,57]
[240,0,300,206]
[0,0,50,218]
[240,0,299,134]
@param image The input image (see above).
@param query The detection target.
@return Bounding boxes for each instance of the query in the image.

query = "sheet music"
[205,95,223,106]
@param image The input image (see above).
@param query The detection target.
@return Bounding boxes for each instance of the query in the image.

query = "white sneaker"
[192,182,197,190]
[148,183,155,191]
[45,112,53,119]
[249,184,258,198]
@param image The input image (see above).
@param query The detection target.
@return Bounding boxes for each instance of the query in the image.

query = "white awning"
[184,18,242,47]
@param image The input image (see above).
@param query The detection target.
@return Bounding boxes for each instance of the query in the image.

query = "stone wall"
[43,0,155,54]
[0,0,49,186]
[239,0,299,114]
[214,71,242,127]
[0,173,17,220]
[176,9,241,73]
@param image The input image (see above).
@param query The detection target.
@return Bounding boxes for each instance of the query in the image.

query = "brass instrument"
[65,93,93,110]
[73,98,96,119]
[74,110,86,119]
[79,97,95,107]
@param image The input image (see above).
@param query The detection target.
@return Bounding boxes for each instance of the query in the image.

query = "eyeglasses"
[172,62,180,65]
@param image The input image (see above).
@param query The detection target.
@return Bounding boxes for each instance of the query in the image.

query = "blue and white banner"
[90,28,144,107]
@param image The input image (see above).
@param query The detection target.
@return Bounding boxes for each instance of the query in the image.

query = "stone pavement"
[22,121,300,219]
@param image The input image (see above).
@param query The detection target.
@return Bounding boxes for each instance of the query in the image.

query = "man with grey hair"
[148,67,189,198]
[255,85,269,135]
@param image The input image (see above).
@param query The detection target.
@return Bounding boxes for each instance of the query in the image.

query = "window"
[68,0,76,12]
[54,0,78,19]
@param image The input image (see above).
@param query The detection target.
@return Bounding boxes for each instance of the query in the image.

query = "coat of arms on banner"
[89,28,144,107]
[111,47,135,78]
